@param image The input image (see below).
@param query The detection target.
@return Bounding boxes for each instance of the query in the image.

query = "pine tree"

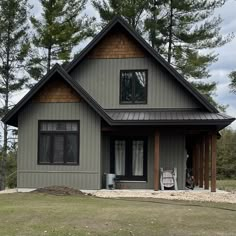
[0,0,30,190]
[29,0,95,81]
[145,0,233,106]
[92,0,149,32]
[94,1,232,109]
[229,71,236,93]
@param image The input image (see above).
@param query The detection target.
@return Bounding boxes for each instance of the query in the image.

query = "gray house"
[2,17,235,192]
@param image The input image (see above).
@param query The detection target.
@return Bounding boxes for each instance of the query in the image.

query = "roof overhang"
[2,64,234,131]
[2,64,113,127]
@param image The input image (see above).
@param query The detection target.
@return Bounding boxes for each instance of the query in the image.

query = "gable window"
[38,121,79,165]
[110,137,147,181]
[120,70,147,104]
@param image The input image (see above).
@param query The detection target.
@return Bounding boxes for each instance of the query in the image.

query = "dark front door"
[110,137,147,181]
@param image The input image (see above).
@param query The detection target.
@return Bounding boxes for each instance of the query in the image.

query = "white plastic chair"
[160,167,178,190]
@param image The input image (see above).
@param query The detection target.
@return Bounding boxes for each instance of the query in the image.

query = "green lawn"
[217,179,236,192]
[0,193,236,236]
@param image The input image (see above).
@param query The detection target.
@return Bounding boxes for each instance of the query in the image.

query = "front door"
[110,137,147,181]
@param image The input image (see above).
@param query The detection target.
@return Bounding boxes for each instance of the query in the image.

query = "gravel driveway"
[92,189,236,204]
[1,188,236,203]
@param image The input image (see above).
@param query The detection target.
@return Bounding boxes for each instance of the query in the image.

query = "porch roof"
[104,109,235,128]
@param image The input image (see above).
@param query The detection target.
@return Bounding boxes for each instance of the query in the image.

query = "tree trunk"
[151,1,157,49]
[47,46,52,72]
[167,0,173,63]
[0,20,10,190]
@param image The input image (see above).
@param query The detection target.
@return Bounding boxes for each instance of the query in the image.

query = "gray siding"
[160,133,186,190]
[18,102,101,189]
[71,58,202,109]
[101,133,186,190]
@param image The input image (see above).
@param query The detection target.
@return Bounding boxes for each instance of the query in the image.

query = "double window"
[120,70,147,104]
[38,121,79,165]
[111,137,147,181]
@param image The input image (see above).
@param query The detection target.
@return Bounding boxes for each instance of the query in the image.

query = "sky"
[26,0,236,129]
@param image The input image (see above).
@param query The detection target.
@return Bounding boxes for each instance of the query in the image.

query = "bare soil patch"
[32,186,85,196]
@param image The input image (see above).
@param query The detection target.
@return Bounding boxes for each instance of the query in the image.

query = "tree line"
[217,129,236,179]
[0,0,235,189]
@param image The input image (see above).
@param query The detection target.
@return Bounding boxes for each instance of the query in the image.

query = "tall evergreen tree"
[29,0,95,81]
[145,0,233,105]
[0,0,30,190]
[229,71,236,93]
[92,0,149,32]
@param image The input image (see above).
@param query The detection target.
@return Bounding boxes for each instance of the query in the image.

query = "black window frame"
[110,137,147,181]
[120,70,148,104]
[38,120,80,165]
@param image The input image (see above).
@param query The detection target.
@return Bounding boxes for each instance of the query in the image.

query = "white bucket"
[105,173,116,189]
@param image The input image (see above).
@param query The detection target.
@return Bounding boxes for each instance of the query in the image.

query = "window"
[120,70,147,104]
[38,121,79,165]
[110,137,147,181]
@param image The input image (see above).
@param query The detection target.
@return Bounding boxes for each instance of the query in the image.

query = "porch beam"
[204,135,210,189]
[199,137,204,188]
[154,130,160,191]
[211,133,217,192]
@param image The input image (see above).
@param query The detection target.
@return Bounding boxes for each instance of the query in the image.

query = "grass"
[217,179,236,192]
[0,193,236,236]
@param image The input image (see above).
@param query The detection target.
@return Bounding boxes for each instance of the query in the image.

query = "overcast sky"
[27,0,236,128]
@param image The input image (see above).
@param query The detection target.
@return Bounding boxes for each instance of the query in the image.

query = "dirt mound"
[32,186,85,196]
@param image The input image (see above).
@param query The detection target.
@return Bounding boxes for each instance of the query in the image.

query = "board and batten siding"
[101,133,186,190]
[159,134,186,190]
[71,57,202,109]
[17,102,101,190]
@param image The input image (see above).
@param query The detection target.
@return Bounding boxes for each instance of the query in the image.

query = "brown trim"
[211,133,217,192]
[119,70,148,105]
[204,135,210,189]
[154,130,160,191]
[38,120,80,165]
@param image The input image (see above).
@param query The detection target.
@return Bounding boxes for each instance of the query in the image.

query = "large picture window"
[111,137,147,181]
[120,70,147,104]
[38,121,79,165]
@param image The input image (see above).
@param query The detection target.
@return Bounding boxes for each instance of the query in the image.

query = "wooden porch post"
[154,130,160,191]
[204,135,210,189]
[192,145,196,178]
[195,143,200,186]
[211,133,217,192]
[199,137,204,188]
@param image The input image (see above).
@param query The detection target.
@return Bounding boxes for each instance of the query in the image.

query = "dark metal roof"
[65,16,218,113]
[2,64,113,127]
[2,63,235,130]
[104,109,235,126]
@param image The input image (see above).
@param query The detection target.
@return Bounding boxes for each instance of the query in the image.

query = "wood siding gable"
[87,28,146,59]
[32,77,81,103]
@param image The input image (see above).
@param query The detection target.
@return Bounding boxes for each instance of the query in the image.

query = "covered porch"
[101,125,219,192]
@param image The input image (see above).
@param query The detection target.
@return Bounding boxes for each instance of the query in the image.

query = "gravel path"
[1,188,236,204]
[93,189,236,204]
